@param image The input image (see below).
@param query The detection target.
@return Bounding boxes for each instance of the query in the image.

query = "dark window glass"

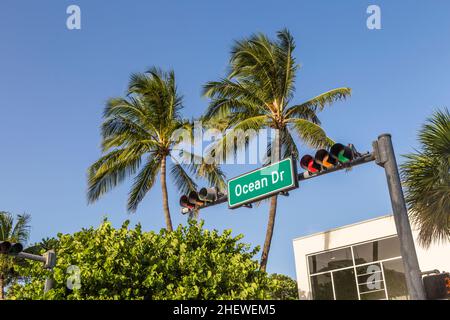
[353,237,401,265]
[360,290,387,300]
[308,248,353,274]
[383,259,409,300]
[311,273,334,300]
[333,269,358,300]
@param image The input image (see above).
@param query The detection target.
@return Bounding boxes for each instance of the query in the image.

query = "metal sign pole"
[17,250,56,294]
[375,134,426,300]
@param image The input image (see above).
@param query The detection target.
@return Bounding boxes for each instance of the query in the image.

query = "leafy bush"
[7,220,276,300]
[268,274,298,300]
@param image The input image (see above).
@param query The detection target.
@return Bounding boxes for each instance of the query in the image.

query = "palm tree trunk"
[260,128,281,272]
[0,275,5,300]
[260,195,278,272]
[160,156,173,232]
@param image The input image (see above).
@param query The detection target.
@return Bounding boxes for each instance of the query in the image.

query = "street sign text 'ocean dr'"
[227,158,298,209]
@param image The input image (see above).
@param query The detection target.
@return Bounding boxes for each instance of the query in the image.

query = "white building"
[292,214,450,300]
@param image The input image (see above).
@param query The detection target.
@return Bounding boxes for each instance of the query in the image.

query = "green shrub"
[8,220,275,300]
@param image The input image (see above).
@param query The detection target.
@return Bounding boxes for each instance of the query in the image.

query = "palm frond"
[286,88,351,116]
[127,156,161,212]
[229,34,278,101]
[104,97,148,123]
[11,213,31,243]
[178,151,227,192]
[0,212,14,241]
[263,129,299,165]
[283,104,321,125]
[276,28,298,105]
[203,115,268,164]
[401,108,450,246]
[101,115,152,143]
[419,108,450,156]
[87,146,146,203]
[0,212,31,243]
[170,160,198,195]
[128,68,183,129]
[288,118,333,149]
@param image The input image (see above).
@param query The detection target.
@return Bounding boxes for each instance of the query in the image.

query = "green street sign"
[227,157,299,209]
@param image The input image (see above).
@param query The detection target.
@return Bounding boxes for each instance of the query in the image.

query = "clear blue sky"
[1,1,450,278]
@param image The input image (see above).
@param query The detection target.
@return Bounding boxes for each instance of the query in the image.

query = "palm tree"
[0,211,31,300]
[88,68,225,231]
[401,108,450,247]
[203,29,351,271]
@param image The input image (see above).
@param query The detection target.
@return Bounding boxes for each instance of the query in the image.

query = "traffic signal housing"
[180,195,195,211]
[188,191,205,207]
[180,188,223,214]
[179,190,206,214]
[198,187,218,203]
[314,149,337,169]
[300,143,359,174]
[300,155,321,173]
[329,143,354,163]
[423,272,450,300]
[0,241,23,255]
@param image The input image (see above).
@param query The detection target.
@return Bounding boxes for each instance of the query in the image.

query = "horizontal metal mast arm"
[298,153,375,181]
[17,252,46,263]
[192,153,375,211]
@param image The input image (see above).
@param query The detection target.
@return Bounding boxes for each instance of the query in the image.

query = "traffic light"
[314,149,337,169]
[300,143,359,174]
[180,195,195,211]
[423,272,450,300]
[188,191,206,207]
[179,190,206,214]
[180,188,224,214]
[0,241,23,255]
[329,143,354,163]
[198,187,218,203]
[300,155,321,173]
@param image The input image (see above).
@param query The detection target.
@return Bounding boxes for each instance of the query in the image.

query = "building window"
[333,269,359,300]
[353,237,401,264]
[383,259,408,300]
[311,273,334,300]
[307,236,408,300]
[308,247,353,274]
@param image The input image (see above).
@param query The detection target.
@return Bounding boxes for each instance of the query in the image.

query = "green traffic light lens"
[338,150,350,163]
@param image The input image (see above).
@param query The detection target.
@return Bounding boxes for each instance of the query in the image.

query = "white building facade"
[293,215,450,300]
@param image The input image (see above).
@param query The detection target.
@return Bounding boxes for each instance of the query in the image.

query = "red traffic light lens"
[179,195,195,209]
[300,155,321,173]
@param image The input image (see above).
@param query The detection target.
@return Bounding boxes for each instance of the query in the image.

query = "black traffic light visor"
[0,241,12,254]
